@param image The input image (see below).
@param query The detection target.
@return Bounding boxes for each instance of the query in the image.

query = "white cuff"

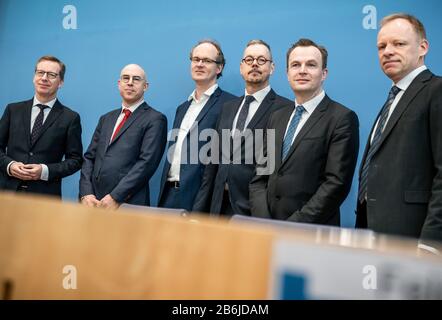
[40,164,49,181]
[6,161,15,176]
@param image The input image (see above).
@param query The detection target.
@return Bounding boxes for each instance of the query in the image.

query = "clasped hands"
[81,194,120,210]
[9,162,42,180]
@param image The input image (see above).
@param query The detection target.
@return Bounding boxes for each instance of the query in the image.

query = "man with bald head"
[79,64,167,209]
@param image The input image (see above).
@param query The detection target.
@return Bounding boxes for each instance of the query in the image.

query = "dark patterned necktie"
[358,86,401,203]
[235,95,255,132]
[282,105,305,160]
[31,104,49,145]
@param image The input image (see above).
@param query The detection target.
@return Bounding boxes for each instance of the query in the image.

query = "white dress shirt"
[168,84,218,181]
[232,85,271,130]
[7,96,57,181]
[370,65,427,143]
[284,90,325,144]
[110,99,144,143]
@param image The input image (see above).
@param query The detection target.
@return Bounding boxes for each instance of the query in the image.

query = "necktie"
[235,95,255,132]
[282,105,305,160]
[358,85,401,203]
[31,104,49,145]
[111,108,132,142]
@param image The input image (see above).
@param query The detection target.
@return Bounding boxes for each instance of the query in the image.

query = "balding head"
[118,63,148,106]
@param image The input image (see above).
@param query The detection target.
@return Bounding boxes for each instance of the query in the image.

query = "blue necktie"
[358,86,401,203]
[235,95,255,132]
[282,105,305,160]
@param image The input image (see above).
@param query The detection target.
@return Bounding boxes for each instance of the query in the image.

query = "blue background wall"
[1,0,441,227]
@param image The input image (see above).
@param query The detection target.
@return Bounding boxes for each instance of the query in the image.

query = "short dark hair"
[245,39,272,60]
[380,13,426,40]
[190,39,225,79]
[286,38,328,70]
[35,55,66,81]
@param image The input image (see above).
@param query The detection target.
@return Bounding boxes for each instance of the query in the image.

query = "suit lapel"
[109,102,148,145]
[376,70,431,150]
[280,95,329,168]
[21,99,33,148]
[30,100,64,147]
[103,109,123,152]
[246,89,276,130]
[273,106,294,171]
[194,87,221,124]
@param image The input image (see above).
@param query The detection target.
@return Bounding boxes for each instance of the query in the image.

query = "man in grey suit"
[79,64,167,209]
[250,39,359,225]
[356,14,442,242]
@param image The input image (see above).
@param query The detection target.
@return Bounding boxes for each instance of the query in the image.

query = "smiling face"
[287,45,327,103]
[118,64,148,106]
[377,18,428,83]
[240,44,274,90]
[190,42,222,86]
[33,60,64,102]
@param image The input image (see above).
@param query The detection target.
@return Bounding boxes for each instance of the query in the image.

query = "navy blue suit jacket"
[193,89,292,216]
[79,102,167,205]
[157,87,236,210]
[0,98,83,197]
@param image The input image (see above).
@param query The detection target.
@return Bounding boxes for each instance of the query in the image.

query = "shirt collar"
[188,83,219,102]
[295,90,325,114]
[122,99,144,113]
[245,85,271,104]
[395,65,427,91]
[33,96,57,109]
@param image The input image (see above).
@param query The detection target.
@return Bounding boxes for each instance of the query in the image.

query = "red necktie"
[111,108,132,142]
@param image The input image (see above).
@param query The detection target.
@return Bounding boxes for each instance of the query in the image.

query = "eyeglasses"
[35,70,59,80]
[120,75,145,84]
[241,56,272,66]
[190,57,220,65]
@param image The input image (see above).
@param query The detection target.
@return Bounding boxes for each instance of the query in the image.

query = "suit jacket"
[157,87,236,210]
[249,95,359,226]
[356,69,442,242]
[79,102,167,205]
[0,98,83,197]
[193,89,292,216]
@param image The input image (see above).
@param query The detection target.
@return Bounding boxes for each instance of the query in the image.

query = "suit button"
[278,172,283,177]
[276,196,281,200]
[29,152,33,156]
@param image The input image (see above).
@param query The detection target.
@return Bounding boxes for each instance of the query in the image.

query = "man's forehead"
[289,46,322,61]
[120,65,145,77]
[193,43,217,56]
[244,44,270,56]
[37,60,60,70]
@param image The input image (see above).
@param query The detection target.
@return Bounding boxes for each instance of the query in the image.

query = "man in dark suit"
[356,14,442,242]
[158,40,236,211]
[0,55,83,197]
[249,39,359,226]
[193,40,292,216]
[79,64,167,209]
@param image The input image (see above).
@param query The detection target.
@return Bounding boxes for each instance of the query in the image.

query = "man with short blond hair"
[356,13,442,242]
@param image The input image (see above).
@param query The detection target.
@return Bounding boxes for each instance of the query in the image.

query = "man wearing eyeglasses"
[158,39,236,211]
[0,55,83,197]
[193,39,292,216]
[79,64,167,209]
[249,39,359,226]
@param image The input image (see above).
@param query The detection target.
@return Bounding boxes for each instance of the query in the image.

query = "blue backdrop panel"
[1,0,441,227]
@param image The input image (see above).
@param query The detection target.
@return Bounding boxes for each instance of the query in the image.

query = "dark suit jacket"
[193,89,292,216]
[356,69,442,242]
[157,87,236,210]
[249,95,359,226]
[79,102,167,206]
[0,98,83,197]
